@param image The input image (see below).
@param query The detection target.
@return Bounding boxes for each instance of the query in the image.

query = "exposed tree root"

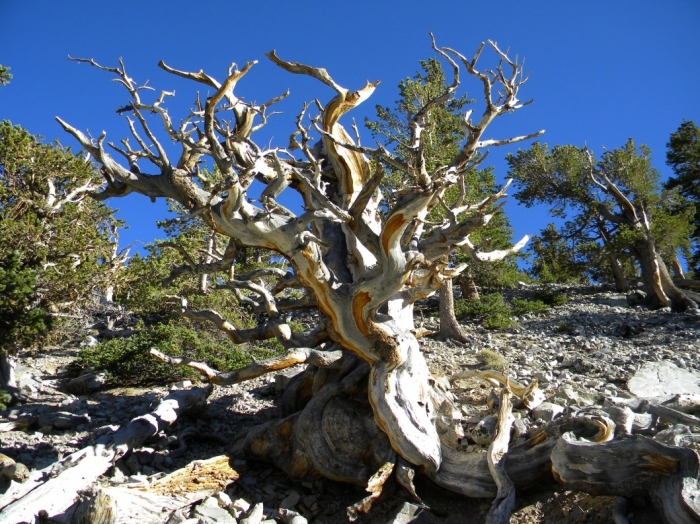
[485,382,516,524]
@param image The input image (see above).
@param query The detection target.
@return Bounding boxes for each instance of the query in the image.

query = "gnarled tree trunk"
[0,352,24,404]
[458,269,480,300]
[52,38,700,522]
[608,254,631,293]
[438,278,468,343]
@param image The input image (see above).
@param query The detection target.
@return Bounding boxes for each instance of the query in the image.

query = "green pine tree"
[0,65,11,87]
[508,140,697,309]
[0,251,52,353]
[665,120,700,276]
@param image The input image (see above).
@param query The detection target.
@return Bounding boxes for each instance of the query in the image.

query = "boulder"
[628,361,700,401]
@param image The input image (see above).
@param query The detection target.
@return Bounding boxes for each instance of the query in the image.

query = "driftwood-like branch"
[347,462,395,521]
[0,387,211,522]
[462,234,530,262]
[451,369,545,411]
[150,344,343,385]
[171,295,291,343]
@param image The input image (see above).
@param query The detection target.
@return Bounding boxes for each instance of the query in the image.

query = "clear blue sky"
[2,0,699,258]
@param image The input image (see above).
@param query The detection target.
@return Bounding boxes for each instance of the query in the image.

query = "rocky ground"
[1,283,700,523]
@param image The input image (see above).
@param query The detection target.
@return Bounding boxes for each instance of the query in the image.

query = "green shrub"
[556,322,574,334]
[455,292,555,330]
[72,322,282,386]
[511,298,550,316]
[0,389,11,410]
[477,349,508,370]
[455,293,508,318]
[455,294,516,330]
[532,288,568,307]
[483,312,516,330]
[0,251,52,354]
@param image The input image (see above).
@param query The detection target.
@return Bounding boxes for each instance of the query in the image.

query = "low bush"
[556,322,574,334]
[455,291,561,330]
[71,322,282,386]
[455,294,516,330]
[511,298,550,316]
[477,349,508,370]
[532,288,568,307]
[0,389,11,410]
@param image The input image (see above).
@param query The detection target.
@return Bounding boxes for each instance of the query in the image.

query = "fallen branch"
[0,386,211,522]
[150,345,343,385]
[72,455,239,522]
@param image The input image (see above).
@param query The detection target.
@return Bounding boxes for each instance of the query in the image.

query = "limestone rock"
[65,372,108,394]
[193,505,238,524]
[628,361,700,401]
[532,402,565,423]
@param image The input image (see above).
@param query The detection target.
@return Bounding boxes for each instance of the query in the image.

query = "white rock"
[230,498,251,518]
[628,361,700,401]
[532,402,565,422]
[216,491,233,508]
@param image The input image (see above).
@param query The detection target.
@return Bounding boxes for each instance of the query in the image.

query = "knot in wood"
[367,320,402,365]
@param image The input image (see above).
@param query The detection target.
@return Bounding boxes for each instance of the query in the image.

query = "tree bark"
[458,269,480,300]
[671,256,686,279]
[608,254,631,293]
[0,351,25,403]
[438,279,468,343]
[636,239,698,311]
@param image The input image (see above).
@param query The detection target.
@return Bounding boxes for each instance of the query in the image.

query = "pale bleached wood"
[0,387,211,523]
[150,345,343,385]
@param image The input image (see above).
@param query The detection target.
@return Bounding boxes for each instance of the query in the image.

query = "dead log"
[71,486,191,524]
[71,455,239,524]
[0,386,211,523]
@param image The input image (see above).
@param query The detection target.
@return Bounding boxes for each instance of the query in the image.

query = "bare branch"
[477,129,545,148]
[462,234,530,262]
[266,50,347,95]
[150,344,343,386]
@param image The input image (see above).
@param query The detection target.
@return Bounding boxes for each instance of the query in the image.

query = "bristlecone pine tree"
[366,57,528,343]
[54,38,700,521]
[665,120,700,276]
